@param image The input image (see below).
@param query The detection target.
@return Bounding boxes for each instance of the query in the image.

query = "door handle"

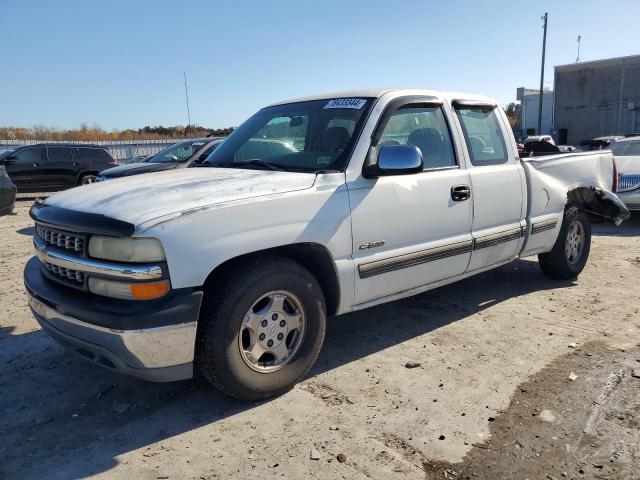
[451,185,471,201]
[32,163,40,167]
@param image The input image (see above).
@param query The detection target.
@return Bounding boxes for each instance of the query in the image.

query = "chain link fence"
[0,139,186,160]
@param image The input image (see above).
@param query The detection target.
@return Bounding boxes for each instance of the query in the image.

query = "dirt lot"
[1,200,639,480]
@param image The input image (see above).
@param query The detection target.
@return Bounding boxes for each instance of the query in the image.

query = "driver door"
[348,99,473,305]
[4,147,46,191]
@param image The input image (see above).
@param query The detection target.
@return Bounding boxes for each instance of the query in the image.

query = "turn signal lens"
[130,281,171,300]
[88,278,170,300]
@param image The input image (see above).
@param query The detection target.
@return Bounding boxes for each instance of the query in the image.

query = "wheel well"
[202,243,341,316]
[77,171,99,182]
[566,187,628,224]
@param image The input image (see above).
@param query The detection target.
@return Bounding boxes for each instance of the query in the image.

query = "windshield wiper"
[236,160,284,171]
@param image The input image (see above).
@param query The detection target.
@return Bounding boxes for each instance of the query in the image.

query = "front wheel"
[79,174,97,185]
[196,256,326,401]
[538,206,591,279]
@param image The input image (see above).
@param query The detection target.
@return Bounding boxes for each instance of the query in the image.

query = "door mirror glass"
[364,145,423,178]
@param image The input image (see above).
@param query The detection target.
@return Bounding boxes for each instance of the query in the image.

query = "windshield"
[0,148,17,161]
[609,141,640,156]
[205,98,373,172]
[148,140,205,164]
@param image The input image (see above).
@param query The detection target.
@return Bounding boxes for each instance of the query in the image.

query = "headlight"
[88,236,165,262]
[88,278,170,300]
[95,175,106,182]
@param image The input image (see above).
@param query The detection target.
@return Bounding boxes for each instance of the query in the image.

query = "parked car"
[96,138,224,181]
[609,136,640,210]
[117,155,152,165]
[581,136,624,151]
[0,165,16,216]
[24,89,629,401]
[0,144,117,192]
[557,145,578,153]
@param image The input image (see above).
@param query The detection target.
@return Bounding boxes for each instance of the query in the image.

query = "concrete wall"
[554,55,640,145]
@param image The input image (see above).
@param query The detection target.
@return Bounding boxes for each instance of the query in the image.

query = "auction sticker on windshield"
[324,98,367,109]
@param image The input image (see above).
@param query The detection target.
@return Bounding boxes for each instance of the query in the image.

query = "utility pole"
[537,12,548,135]
[183,72,191,133]
[575,35,581,63]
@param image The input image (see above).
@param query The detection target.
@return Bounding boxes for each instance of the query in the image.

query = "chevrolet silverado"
[24,89,629,400]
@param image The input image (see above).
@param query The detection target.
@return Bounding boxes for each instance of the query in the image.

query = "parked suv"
[0,144,117,192]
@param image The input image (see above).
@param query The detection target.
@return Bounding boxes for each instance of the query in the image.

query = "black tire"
[196,256,326,401]
[538,206,591,279]
[78,174,97,185]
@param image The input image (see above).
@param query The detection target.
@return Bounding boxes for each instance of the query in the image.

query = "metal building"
[554,55,640,145]
[516,87,554,138]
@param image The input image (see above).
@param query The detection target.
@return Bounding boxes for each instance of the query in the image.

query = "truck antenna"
[183,72,192,134]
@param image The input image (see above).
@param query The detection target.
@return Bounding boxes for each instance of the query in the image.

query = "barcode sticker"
[324,98,367,109]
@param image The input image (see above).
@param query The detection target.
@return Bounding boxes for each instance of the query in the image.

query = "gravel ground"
[1,200,639,480]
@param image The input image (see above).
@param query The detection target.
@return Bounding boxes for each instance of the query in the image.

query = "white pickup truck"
[25,89,629,400]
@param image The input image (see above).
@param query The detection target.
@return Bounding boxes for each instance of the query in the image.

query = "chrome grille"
[618,174,640,193]
[44,262,84,283]
[36,224,85,253]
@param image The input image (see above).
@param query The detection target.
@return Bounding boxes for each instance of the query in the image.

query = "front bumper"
[617,189,640,211]
[24,256,203,382]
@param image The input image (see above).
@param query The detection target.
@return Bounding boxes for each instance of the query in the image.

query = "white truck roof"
[268,89,497,107]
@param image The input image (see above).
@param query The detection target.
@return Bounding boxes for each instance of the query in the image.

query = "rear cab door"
[450,99,527,271]
[45,146,80,189]
[346,93,474,306]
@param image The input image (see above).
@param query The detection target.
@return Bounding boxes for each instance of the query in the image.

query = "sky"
[1,0,639,131]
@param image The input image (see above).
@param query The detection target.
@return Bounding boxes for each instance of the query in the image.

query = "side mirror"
[2,155,18,164]
[363,145,423,178]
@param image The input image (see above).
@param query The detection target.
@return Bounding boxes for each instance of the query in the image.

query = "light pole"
[537,12,548,135]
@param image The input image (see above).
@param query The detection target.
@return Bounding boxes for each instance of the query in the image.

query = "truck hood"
[44,168,317,227]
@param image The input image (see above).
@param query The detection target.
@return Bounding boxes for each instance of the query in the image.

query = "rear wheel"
[538,206,591,279]
[79,174,97,185]
[196,256,326,401]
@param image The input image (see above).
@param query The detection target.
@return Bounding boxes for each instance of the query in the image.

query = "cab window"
[455,106,508,166]
[377,105,457,169]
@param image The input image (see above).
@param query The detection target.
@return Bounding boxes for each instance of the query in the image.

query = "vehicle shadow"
[0,257,572,479]
[592,211,640,237]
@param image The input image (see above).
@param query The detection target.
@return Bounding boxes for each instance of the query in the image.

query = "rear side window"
[455,106,508,166]
[376,105,457,169]
[97,149,114,160]
[47,147,75,162]
[78,148,98,160]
